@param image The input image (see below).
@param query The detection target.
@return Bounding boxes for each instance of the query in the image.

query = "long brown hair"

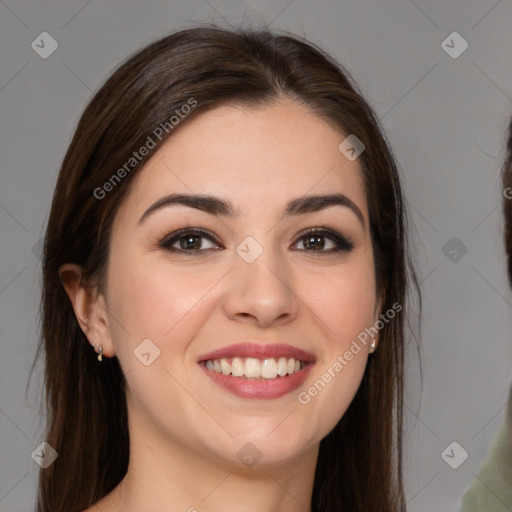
[28,24,419,512]
[502,117,512,285]
[501,118,512,429]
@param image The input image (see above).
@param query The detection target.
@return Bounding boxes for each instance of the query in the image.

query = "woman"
[29,25,419,512]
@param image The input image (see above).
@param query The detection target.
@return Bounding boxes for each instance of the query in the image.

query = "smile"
[198,342,315,399]
[205,356,307,379]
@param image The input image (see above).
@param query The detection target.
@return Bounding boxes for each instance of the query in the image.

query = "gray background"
[1,1,512,510]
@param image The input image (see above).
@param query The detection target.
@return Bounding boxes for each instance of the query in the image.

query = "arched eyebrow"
[138,193,365,228]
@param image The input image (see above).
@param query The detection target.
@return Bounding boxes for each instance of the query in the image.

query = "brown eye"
[159,228,222,255]
[293,228,355,253]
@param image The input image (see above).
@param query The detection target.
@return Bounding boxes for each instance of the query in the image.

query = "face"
[97,100,380,470]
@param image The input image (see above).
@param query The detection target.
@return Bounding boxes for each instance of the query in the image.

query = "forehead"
[116,100,368,224]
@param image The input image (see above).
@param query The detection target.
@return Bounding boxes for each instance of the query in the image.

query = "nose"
[222,242,299,328]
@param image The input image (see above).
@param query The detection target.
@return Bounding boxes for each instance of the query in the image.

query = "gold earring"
[94,345,103,361]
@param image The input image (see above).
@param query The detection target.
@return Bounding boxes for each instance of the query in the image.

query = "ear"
[373,289,384,323]
[58,263,115,358]
[371,287,386,352]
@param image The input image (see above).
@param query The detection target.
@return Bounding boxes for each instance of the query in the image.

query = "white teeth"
[204,356,306,379]
[244,358,261,378]
[261,358,277,379]
[277,357,288,376]
[231,357,244,377]
[221,358,231,375]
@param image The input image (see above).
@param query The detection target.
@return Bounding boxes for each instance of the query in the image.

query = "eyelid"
[158,226,221,250]
[292,226,355,252]
[157,225,355,253]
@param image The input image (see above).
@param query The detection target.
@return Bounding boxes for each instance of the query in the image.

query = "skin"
[61,99,382,512]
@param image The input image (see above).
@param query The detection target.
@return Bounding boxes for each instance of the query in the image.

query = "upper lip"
[198,342,316,363]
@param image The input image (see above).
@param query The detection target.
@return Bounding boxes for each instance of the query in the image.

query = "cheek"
[309,259,377,348]
[108,254,203,331]
[296,262,376,438]
[106,253,226,364]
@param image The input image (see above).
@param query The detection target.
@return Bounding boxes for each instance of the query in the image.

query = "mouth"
[198,342,315,399]
[202,356,309,379]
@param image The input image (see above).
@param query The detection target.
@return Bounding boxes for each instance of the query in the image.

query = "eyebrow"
[138,192,365,227]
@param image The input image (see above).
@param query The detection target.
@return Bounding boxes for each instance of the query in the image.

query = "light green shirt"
[460,383,512,511]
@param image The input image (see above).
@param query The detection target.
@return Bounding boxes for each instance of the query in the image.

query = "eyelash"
[157,226,355,256]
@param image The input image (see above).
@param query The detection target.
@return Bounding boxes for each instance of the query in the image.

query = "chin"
[201,426,316,470]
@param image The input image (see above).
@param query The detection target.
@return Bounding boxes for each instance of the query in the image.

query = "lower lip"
[199,362,314,400]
